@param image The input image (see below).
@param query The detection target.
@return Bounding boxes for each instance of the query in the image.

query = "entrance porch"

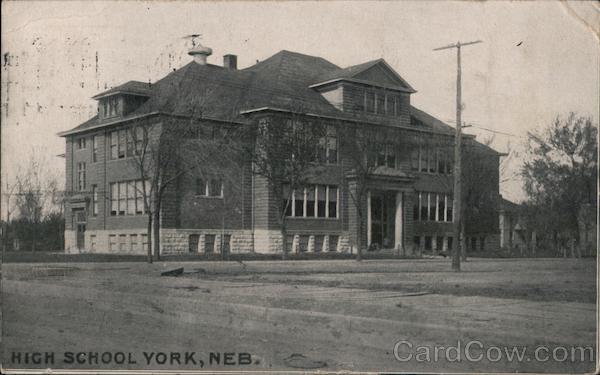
[367,190,405,250]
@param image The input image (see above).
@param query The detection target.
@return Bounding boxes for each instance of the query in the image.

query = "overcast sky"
[2,1,598,204]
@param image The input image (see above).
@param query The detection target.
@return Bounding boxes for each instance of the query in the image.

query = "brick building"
[59,44,501,255]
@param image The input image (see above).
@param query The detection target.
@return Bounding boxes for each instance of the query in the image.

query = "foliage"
[522,113,598,243]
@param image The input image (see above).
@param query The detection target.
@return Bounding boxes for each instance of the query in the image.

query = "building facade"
[60,45,501,255]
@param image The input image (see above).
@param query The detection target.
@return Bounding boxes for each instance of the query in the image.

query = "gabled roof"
[310,58,416,93]
[92,80,152,99]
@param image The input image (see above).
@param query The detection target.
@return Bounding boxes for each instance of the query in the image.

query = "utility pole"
[433,40,482,271]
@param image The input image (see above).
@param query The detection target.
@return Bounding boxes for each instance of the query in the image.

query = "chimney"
[188,43,212,65]
[223,54,237,70]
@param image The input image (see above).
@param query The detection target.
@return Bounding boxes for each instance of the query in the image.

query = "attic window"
[103,96,119,118]
[365,91,375,113]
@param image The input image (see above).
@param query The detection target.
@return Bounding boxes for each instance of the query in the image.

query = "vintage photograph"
[1,1,598,373]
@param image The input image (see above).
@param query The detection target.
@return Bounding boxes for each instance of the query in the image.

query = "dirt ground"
[1,258,597,373]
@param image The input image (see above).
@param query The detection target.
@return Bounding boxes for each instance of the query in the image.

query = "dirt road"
[2,258,596,373]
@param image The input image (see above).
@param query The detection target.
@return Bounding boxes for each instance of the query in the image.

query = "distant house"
[58,44,501,255]
[498,197,535,254]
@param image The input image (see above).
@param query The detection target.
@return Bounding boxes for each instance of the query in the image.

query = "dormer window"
[376,94,385,115]
[365,91,375,113]
[102,96,119,118]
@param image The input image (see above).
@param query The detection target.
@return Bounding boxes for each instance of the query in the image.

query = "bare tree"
[11,154,61,251]
[236,110,326,258]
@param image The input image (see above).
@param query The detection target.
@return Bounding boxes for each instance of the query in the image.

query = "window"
[424,236,432,251]
[428,149,436,173]
[91,185,98,216]
[314,235,324,252]
[286,185,338,219]
[419,192,427,221]
[126,130,134,157]
[106,96,118,117]
[328,186,338,218]
[316,185,327,218]
[436,236,444,252]
[92,135,99,162]
[110,131,118,159]
[135,180,144,214]
[77,137,86,149]
[316,125,338,164]
[428,194,436,221]
[326,125,338,164]
[438,194,445,222]
[298,235,309,252]
[110,183,118,216]
[117,182,126,215]
[447,196,453,222]
[376,93,385,114]
[437,151,446,174]
[205,234,215,253]
[386,95,395,115]
[420,147,429,172]
[416,192,453,222]
[480,236,485,251]
[329,235,339,252]
[306,186,315,217]
[376,144,396,168]
[135,126,146,155]
[209,178,222,197]
[126,181,136,215]
[119,234,127,252]
[410,147,420,171]
[447,236,453,251]
[365,91,375,113]
[109,235,117,252]
[294,189,304,217]
[195,177,223,198]
[118,130,126,159]
[394,96,402,116]
[129,234,138,252]
[77,162,86,191]
[196,178,206,196]
[110,179,147,216]
[141,234,149,251]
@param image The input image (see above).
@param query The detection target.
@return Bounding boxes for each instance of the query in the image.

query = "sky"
[1,1,598,207]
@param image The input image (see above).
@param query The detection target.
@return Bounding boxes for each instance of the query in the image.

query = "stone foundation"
[160,229,254,255]
[63,228,351,256]
[253,229,283,254]
[64,230,77,254]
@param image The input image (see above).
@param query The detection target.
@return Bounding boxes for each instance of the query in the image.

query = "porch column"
[394,192,403,250]
[367,191,372,247]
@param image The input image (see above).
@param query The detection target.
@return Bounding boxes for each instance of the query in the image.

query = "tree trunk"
[460,222,467,262]
[147,214,153,264]
[153,203,161,261]
[356,213,363,261]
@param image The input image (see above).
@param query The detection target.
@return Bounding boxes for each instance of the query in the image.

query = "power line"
[469,125,516,137]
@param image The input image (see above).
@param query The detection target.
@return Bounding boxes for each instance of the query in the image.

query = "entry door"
[76,224,86,250]
[370,192,396,249]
